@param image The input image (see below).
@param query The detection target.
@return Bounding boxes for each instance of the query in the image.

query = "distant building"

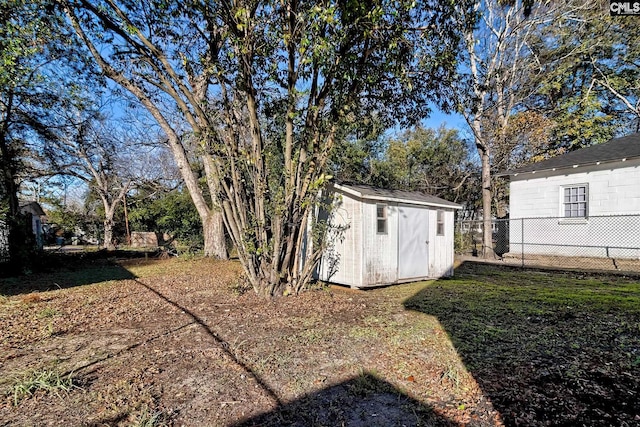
[0,201,47,262]
[19,201,46,249]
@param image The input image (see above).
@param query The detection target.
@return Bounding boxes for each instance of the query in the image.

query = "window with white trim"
[436,210,445,235]
[376,204,387,234]
[563,185,588,218]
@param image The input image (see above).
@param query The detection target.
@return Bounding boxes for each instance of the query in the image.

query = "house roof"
[334,183,462,209]
[19,201,46,217]
[500,132,640,176]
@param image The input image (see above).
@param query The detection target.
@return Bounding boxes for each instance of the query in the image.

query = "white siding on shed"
[427,208,455,277]
[361,201,398,285]
[317,193,363,287]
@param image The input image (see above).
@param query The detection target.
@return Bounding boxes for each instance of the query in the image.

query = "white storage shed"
[316,183,461,288]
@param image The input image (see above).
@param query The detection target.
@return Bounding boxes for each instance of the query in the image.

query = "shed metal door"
[398,205,429,279]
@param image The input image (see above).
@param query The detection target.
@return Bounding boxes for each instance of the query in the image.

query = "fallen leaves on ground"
[0,257,637,426]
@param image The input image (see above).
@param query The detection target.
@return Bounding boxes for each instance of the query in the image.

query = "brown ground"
[0,258,500,426]
[1,257,638,426]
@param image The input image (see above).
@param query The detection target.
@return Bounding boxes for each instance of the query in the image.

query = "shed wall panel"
[428,209,455,277]
[361,201,398,285]
[317,194,362,287]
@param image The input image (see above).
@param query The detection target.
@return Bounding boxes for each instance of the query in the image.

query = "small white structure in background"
[316,183,461,288]
[501,132,640,259]
[0,201,46,262]
[19,201,46,249]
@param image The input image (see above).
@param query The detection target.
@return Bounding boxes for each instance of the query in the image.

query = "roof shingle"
[335,183,461,209]
[502,132,640,175]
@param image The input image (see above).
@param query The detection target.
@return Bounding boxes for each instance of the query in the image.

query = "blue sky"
[421,109,467,132]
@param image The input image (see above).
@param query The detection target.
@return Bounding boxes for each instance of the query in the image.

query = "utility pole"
[123,192,131,246]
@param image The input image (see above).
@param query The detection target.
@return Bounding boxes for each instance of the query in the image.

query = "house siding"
[510,159,640,217]
[509,158,640,258]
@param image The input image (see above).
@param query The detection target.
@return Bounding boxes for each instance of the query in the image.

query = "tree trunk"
[203,210,227,259]
[103,217,115,250]
[480,146,494,259]
[470,113,495,260]
[0,90,31,272]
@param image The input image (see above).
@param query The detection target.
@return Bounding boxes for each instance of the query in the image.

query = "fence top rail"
[457,214,640,222]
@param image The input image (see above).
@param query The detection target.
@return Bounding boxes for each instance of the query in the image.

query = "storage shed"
[316,183,461,288]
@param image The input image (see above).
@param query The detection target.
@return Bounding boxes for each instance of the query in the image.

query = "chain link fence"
[456,215,640,274]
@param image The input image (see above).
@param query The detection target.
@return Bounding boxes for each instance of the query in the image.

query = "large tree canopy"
[529,0,639,146]
[332,125,479,209]
[61,0,474,295]
[41,108,139,250]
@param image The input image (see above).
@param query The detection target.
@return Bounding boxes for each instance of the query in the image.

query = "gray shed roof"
[334,183,461,209]
[501,132,640,176]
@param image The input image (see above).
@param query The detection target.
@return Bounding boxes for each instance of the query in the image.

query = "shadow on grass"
[235,371,458,427]
[404,260,640,426]
[0,250,155,296]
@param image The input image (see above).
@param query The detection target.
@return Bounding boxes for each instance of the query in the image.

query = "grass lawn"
[406,262,640,426]
[0,257,638,426]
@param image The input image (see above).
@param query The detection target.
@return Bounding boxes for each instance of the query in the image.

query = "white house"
[316,183,461,288]
[501,133,640,259]
[0,201,46,262]
[20,201,46,249]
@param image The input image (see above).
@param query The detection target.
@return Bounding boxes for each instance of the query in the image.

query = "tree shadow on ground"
[0,250,152,295]
[234,371,458,427]
[130,277,283,409]
[404,260,640,426]
[129,276,460,427]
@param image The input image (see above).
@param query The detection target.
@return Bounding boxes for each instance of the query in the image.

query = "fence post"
[521,218,524,269]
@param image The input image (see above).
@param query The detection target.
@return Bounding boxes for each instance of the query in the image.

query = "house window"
[376,204,387,234]
[563,185,588,218]
[436,210,445,236]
